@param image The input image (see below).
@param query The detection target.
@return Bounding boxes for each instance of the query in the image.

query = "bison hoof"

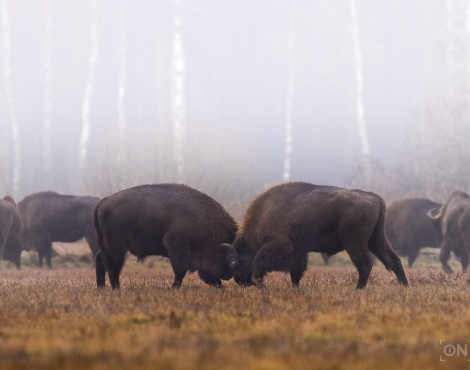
[443,266,453,274]
[251,277,265,288]
[171,282,182,289]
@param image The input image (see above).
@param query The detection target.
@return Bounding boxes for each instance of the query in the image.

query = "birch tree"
[43,0,53,186]
[350,0,370,179]
[117,0,126,160]
[78,0,99,171]
[171,0,186,181]
[0,0,20,196]
[283,0,296,182]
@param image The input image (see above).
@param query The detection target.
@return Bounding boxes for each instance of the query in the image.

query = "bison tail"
[369,197,409,286]
[93,198,109,288]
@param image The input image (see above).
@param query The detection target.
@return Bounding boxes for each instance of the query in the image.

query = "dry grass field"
[1,245,470,370]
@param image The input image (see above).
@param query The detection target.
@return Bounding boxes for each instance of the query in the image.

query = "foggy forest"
[1,0,469,217]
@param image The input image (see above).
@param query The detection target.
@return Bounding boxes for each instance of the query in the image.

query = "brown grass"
[1,257,470,370]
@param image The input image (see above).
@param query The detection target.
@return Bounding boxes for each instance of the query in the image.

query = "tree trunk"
[283,0,296,182]
[78,0,99,171]
[0,0,20,196]
[350,0,370,180]
[43,0,53,187]
[171,0,185,181]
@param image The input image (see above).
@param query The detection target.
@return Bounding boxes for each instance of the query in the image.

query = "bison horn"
[427,208,439,219]
[220,243,236,255]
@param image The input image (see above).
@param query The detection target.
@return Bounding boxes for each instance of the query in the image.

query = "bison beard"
[232,182,409,289]
[0,196,22,269]
[93,184,238,289]
[385,198,442,268]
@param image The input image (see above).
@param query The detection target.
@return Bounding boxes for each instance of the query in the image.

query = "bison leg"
[290,253,308,287]
[407,247,420,268]
[320,253,329,265]
[44,245,53,269]
[346,248,373,289]
[439,241,454,274]
[96,251,106,288]
[251,239,294,287]
[165,235,191,289]
[38,249,44,268]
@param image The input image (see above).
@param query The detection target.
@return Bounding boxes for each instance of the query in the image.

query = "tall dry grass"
[0,264,470,370]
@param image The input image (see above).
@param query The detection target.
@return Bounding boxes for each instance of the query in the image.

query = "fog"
[0,0,469,209]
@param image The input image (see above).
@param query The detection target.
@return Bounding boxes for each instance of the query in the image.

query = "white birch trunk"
[283,0,296,183]
[447,0,455,100]
[78,0,99,170]
[117,0,126,152]
[171,0,185,181]
[43,0,53,182]
[350,0,370,175]
[0,0,20,196]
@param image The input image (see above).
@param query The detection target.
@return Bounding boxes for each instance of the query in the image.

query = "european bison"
[232,182,409,289]
[94,184,238,289]
[385,198,442,267]
[18,192,100,268]
[0,196,22,269]
[428,191,470,273]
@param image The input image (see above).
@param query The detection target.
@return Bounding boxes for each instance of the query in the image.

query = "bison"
[428,191,470,273]
[93,184,238,289]
[18,192,100,268]
[385,198,442,267]
[231,182,409,289]
[0,196,22,269]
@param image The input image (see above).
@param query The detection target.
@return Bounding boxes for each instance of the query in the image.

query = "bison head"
[197,243,237,286]
[232,237,255,286]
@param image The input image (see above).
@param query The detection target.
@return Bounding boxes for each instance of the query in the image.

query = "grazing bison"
[18,192,100,268]
[231,182,409,289]
[0,196,22,269]
[428,191,470,273]
[385,198,443,267]
[94,184,238,289]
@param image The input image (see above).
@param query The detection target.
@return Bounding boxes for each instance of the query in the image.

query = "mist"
[0,0,468,211]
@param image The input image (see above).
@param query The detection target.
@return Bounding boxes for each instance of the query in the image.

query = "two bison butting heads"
[93,182,408,290]
[0,182,413,290]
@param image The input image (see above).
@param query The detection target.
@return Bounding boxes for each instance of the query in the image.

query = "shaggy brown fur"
[18,192,99,268]
[232,182,408,289]
[385,198,442,267]
[428,191,470,273]
[0,196,22,269]
[94,184,238,289]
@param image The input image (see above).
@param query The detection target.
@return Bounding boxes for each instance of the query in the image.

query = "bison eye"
[230,259,236,266]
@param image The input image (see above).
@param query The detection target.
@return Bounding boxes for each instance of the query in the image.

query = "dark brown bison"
[231,182,409,289]
[385,198,442,267]
[0,196,22,269]
[18,192,100,268]
[428,191,470,273]
[94,184,238,289]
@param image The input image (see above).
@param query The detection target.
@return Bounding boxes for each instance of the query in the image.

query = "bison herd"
[1,182,470,290]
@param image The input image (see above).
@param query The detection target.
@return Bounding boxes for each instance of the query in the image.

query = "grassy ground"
[0,245,469,370]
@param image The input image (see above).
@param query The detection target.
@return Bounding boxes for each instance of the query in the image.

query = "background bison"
[385,198,442,267]
[428,191,470,273]
[94,184,238,289]
[231,182,409,289]
[18,192,100,268]
[0,196,22,269]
